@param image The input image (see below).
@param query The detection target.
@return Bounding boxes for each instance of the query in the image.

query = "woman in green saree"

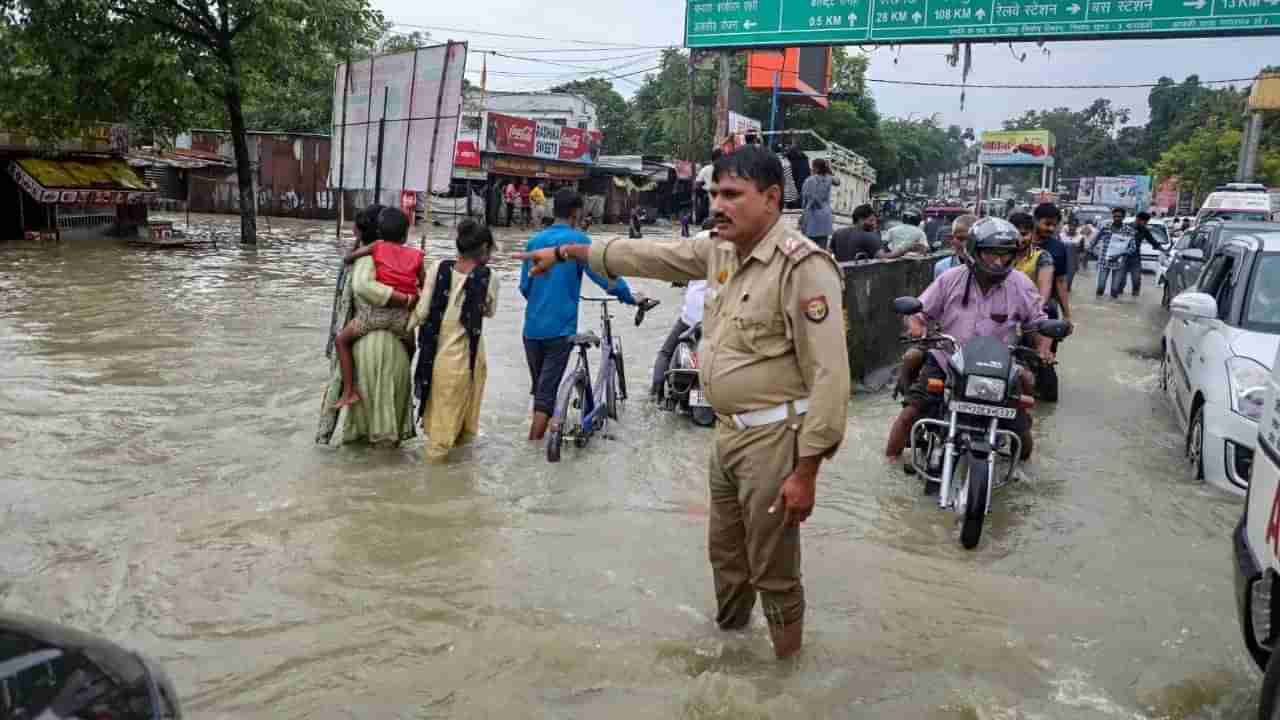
[317,205,418,447]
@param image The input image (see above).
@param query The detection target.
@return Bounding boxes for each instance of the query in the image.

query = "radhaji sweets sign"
[486,112,602,164]
[978,130,1056,167]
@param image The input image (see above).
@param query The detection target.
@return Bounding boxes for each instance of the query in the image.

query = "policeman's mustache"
[713,213,732,225]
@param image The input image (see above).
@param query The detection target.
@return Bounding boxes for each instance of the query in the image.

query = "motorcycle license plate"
[689,389,709,407]
[949,400,1016,419]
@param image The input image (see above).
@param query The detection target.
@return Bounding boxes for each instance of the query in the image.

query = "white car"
[1162,230,1280,494]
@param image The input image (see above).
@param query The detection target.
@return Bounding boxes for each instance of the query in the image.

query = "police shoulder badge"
[802,295,829,323]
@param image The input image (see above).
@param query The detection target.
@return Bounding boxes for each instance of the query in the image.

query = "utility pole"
[1238,110,1264,182]
[688,52,697,216]
[714,50,732,146]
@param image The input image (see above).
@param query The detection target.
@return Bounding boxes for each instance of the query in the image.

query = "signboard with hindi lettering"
[685,0,1280,48]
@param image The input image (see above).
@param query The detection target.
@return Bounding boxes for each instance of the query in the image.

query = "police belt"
[725,398,810,430]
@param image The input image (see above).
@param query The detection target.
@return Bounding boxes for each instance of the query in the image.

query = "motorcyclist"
[652,275,708,402]
[884,217,1053,464]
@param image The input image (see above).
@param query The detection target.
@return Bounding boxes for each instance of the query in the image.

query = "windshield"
[1243,253,1280,333]
[1203,210,1271,223]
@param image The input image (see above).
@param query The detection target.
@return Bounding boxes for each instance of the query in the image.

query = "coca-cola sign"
[487,113,536,156]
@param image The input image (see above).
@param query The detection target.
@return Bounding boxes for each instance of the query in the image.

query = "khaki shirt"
[589,218,850,458]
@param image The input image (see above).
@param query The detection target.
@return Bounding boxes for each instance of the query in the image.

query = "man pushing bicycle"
[519,146,850,660]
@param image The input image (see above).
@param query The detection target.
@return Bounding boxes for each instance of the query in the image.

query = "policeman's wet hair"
[712,146,785,209]
[456,219,495,258]
[554,188,584,219]
[1033,203,1060,221]
[378,207,410,244]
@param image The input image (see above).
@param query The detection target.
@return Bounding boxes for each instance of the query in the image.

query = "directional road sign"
[685,0,1280,47]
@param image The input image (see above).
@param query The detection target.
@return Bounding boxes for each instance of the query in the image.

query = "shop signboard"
[978,130,1055,166]
[685,0,1280,48]
[454,140,481,168]
[487,113,602,164]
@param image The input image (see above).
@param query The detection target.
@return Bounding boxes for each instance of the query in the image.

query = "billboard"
[978,130,1055,167]
[1080,175,1153,211]
[485,112,601,164]
[331,42,467,194]
[744,47,830,108]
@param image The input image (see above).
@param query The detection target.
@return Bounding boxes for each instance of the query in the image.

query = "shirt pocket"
[733,304,789,357]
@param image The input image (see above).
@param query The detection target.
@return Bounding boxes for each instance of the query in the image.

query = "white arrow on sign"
[744,19,758,28]
[912,9,923,21]
[1067,3,1082,12]
[1182,0,1206,9]
[975,7,987,18]
[848,11,859,23]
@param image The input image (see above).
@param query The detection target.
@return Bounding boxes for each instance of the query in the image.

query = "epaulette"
[780,233,818,262]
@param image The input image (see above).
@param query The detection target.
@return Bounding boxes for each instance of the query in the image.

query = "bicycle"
[546,296,659,462]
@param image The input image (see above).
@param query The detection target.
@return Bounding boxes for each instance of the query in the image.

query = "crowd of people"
[313,141,1171,661]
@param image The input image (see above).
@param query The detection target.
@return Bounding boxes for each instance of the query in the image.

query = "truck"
[755,129,877,222]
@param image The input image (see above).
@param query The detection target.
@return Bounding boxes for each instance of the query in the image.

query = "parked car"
[1162,230,1280,494]
[1197,190,1274,225]
[1162,221,1280,308]
[1234,340,1280,716]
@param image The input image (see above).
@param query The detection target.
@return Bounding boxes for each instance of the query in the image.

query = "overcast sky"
[375,0,1280,135]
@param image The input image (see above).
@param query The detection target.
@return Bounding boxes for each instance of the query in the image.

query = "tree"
[550,78,636,155]
[5,0,384,244]
[1153,121,1243,204]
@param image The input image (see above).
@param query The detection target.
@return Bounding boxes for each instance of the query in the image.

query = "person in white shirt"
[651,278,707,400]
[694,149,721,225]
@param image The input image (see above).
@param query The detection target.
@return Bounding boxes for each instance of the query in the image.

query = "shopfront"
[2,156,156,241]
[481,154,590,225]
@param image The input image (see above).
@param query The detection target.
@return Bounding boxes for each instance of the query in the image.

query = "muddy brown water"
[0,214,1258,718]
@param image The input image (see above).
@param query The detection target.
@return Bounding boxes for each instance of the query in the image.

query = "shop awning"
[9,157,157,205]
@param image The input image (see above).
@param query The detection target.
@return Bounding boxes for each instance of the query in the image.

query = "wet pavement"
[0,214,1259,718]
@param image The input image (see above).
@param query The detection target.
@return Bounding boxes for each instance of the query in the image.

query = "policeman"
[519,146,850,659]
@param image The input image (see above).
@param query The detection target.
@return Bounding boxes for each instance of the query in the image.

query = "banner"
[331,42,467,194]
[979,130,1055,167]
[1088,175,1151,210]
[454,140,481,168]
[486,113,601,164]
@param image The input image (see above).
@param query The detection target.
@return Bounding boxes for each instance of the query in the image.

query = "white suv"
[1163,231,1280,494]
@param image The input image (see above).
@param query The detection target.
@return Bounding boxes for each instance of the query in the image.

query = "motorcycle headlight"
[965,376,1006,402]
[1227,356,1269,422]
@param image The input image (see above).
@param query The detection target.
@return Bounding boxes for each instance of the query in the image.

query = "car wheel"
[1258,650,1280,720]
[1186,403,1205,482]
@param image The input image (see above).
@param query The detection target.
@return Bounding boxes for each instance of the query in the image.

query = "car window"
[1217,256,1239,322]
[1199,255,1230,294]
[1243,253,1280,333]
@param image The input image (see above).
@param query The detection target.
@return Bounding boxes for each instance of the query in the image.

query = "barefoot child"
[333,209,423,409]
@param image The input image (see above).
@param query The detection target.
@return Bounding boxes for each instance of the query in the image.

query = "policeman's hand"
[770,458,819,527]
[514,248,558,276]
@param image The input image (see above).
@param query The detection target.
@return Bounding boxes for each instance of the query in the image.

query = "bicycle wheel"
[614,338,628,401]
[547,370,589,463]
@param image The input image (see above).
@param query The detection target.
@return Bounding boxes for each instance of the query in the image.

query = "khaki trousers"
[708,418,804,630]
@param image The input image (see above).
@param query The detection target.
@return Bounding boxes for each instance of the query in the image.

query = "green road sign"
[685,0,1280,47]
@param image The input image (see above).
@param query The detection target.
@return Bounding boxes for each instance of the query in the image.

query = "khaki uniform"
[589,218,849,630]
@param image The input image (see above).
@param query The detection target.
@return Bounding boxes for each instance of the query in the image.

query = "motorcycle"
[892,296,1071,549]
[0,611,182,718]
[661,321,715,427]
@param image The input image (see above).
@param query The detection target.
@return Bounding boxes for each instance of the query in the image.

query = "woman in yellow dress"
[409,220,499,461]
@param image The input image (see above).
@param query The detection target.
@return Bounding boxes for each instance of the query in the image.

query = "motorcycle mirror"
[1034,319,1072,339]
[892,296,923,316]
[0,611,181,719]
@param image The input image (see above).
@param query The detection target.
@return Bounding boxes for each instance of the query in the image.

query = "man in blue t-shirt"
[520,189,640,441]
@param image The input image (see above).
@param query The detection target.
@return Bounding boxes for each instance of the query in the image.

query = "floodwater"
[0,214,1258,719]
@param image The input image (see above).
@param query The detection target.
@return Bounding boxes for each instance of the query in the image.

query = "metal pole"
[714,50,732,146]
[422,41,459,250]
[374,87,389,205]
[1241,110,1264,182]
[769,71,779,134]
[361,56,375,196]
[975,163,984,215]
[401,48,420,196]
[687,53,696,218]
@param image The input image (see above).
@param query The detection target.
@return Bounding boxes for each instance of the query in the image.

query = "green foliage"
[1003,98,1143,178]
[1152,121,1243,201]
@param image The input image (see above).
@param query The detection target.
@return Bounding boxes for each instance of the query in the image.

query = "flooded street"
[0,214,1258,718]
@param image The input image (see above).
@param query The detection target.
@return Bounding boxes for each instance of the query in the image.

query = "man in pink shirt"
[885,217,1054,462]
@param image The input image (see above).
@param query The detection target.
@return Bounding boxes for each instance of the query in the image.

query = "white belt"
[730,399,810,430]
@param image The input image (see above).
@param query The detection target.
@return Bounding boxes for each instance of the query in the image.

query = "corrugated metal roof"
[17,157,150,190]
